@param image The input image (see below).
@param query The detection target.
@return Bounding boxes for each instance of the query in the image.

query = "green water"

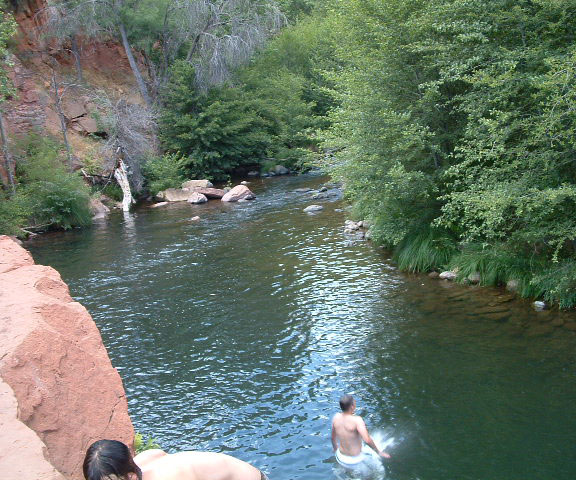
[27,175,576,480]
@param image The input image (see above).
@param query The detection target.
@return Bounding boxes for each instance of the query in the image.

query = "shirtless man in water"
[83,440,268,480]
[331,394,390,469]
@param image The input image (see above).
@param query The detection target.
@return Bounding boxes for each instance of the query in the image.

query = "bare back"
[332,413,363,456]
[135,450,262,480]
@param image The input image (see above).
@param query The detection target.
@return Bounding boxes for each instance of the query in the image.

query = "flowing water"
[28,175,576,480]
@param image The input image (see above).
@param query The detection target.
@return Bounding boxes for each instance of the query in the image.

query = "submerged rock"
[428,271,440,279]
[150,201,168,208]
[304,204,323,213]
[221,185,256,202]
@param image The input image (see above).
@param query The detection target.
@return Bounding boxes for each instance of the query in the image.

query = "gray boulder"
[157,188,191,202]
[182,179,213,189]
[221,185,256,202]
[188,192,208,204]
[270,165,290,175]
[304,204,324,213]
[439,271,458,281]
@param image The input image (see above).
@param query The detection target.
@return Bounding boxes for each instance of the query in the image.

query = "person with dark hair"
[331,394,390,470]
[83,439,269,480]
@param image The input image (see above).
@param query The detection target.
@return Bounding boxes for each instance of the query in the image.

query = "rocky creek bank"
[0,236,134,480]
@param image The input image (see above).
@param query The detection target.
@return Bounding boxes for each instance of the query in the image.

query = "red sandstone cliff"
[0,0,147,185]
[0,235,134,479]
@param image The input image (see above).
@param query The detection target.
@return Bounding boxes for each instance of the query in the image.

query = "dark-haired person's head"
[83,439,142,480]
[339,394,355,412]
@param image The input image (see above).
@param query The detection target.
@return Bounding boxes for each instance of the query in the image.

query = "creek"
[28,174,576,480]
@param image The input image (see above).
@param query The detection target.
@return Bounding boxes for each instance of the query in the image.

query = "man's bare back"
[135,450,263,480]
[331,395,390,460]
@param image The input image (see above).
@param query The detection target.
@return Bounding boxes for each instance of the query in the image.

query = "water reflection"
[27,175,576,480]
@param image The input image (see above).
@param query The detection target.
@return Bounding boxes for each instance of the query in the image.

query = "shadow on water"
[27,175,576,480]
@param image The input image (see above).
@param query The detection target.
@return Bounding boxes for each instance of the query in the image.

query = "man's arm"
[331,420,338,452]
[356,418,390,459]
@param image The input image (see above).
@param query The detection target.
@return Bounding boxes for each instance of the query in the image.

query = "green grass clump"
[393,227,458,273]
[531,260,576,309]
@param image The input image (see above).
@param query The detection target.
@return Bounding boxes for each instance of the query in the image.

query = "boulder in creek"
[428,271,440,279]
[533,301,547,311]
[467,272,481,284]
[319,186,328,192]
[191,216,201,221]
[221,185,256,202]
[294,187,313,193]
[269,165,290,175]
[0,236,134,479]
[506,279,519,292]
[150,201,169,208]
[241,181,250,185]
[439,271,458,281]
[195,187,226,199]
[304,204,324,213]
[157,188,191,202]
[188,192,208,204]
[182,179,213,189]
[89,196,110,219]
[247,170,260,177]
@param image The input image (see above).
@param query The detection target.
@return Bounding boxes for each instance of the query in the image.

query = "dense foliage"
[158,13,336,180]
[0,136,92,235]
[325,0,576,307]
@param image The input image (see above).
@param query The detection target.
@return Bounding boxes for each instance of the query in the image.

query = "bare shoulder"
[134,449,168,469]
[354,415,366,427]
[332,412,342,425]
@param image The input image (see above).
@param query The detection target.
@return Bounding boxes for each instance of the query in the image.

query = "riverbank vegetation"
[322,0,576,308]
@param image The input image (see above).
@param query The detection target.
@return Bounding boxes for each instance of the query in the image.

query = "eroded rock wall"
[0,235,134,479]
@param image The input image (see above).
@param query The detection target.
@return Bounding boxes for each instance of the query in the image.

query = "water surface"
[28,175,576,480]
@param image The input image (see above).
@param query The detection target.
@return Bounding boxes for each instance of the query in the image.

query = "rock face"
[181,179,213,189]
[0,236,134,480]
[221,185,256,202]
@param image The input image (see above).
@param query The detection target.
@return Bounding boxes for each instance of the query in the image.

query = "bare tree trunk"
[0,108,15,194]
[70,35,83,83]
[119,22,152,107]
[51,70,73,171]
[113,159,134,211]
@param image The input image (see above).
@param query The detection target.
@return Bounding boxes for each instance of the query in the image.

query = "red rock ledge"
[0,235,134,479]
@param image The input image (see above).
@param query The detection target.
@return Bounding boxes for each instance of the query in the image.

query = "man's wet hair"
[339,394,355,412]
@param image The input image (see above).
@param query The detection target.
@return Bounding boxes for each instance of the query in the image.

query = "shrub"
[142,153,187,196]
[8,134,92,232]
[134,432,160,454]
[531,260,576,309]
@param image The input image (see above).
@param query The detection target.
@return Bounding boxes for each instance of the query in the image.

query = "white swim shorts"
[335,449,366,469]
